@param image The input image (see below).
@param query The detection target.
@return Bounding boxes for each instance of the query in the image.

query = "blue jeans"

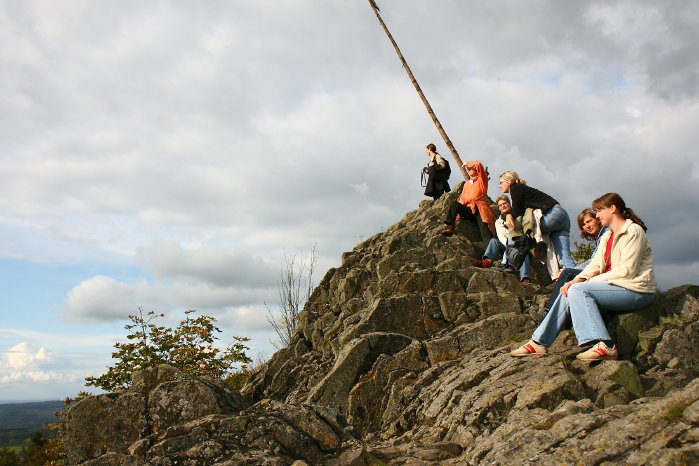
[544,268,582,312]
[483,238,531,281]
[532,281,654,346]
[540,206,577,269]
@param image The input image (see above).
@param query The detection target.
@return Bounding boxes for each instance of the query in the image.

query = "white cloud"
[0,337,109,399]
[62,276,149,321]
[0,328,118,350]
[219,305,271,334]
[60,273,279,327]
[0,371,67,384]
[2,342,52,370]
[137,239,277,287]
[0,0,696,285]
[1,0,699,400]
[0,341,82,387]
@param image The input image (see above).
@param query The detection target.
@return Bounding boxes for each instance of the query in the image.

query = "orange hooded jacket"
[458,160,495,233]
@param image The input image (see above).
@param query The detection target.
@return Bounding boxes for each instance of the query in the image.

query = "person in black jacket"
[422,143,451,200]
[498,170,577,269]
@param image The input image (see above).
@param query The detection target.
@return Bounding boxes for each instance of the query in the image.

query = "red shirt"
[603,232,614,273]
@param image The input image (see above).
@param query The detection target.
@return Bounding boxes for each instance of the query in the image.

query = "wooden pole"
[368,0,469,180]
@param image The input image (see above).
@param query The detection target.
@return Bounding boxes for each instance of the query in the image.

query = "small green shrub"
[663,403,685,422]
[86,308,252,391]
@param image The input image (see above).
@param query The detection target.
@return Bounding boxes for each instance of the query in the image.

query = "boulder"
[61,365,245,465]
[61,392,146,466]
[580,360,645,408]
[308,332,413,413]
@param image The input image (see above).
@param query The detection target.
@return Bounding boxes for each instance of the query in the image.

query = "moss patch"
[662,402,685,422]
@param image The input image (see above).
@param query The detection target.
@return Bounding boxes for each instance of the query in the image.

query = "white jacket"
[578,219,656,294]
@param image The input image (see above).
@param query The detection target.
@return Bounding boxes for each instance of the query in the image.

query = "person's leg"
[567,281,655,346]
[519,255,532,282]
[549,229,577,269]
[484,238,505,261]
[497,237,524,273]
[531,293,572,347]
[444,200,459,225]
[541,207,577,269]
[545,268,582,312]
[444,201,470,226]
[474,211,494,241]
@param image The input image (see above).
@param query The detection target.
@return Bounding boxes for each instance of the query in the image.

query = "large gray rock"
[466,378,699,465]
[62,367,360,466]
[61,391,146,465]
[62,195,699,465]
[61,365,246,465]
[308,332,413,412]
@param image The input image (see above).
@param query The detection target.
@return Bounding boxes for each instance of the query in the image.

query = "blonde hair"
[499,170,526,185]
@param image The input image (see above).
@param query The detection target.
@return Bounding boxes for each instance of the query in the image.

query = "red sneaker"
[471,258,492,268]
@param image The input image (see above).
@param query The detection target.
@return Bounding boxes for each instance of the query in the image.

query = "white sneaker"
[509,340,547,357]
[576,342,618,361]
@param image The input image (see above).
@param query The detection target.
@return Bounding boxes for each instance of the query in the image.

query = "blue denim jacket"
[576,226,610,270]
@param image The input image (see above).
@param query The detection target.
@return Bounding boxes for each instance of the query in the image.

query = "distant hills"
[0,400,65,447]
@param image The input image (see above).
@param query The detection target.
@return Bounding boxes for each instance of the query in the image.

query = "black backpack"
[421,157,451,187]
[505,234,537,270]
[439,158,451,180]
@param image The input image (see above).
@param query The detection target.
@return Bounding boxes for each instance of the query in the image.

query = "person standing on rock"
[510,193,656,361]
[498,170,577,270]
[422,143,451,200]
[473,195,532,284]
[441,159,495,240]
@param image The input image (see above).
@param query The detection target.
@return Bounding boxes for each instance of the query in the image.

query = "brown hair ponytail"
[592,193,647,232]
[622,208,647,231]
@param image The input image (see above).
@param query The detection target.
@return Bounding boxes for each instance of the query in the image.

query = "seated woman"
[442,160,495,241]
[474,195,531,284]
[544,208,610,313]
[510,193,656,360]
[498,171,577,269]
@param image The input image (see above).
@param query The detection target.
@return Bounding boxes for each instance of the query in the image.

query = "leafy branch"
[85,308,251,392]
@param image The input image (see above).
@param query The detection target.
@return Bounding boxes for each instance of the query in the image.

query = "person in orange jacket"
[441,160,495,240]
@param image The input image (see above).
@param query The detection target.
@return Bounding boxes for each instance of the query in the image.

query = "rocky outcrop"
[61,189,699,465]
[61,365,359,465]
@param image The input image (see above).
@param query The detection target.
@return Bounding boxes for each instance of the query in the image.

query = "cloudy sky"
[1,0,698,401]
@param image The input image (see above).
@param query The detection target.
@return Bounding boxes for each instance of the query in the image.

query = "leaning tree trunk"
[368,0,469,180]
